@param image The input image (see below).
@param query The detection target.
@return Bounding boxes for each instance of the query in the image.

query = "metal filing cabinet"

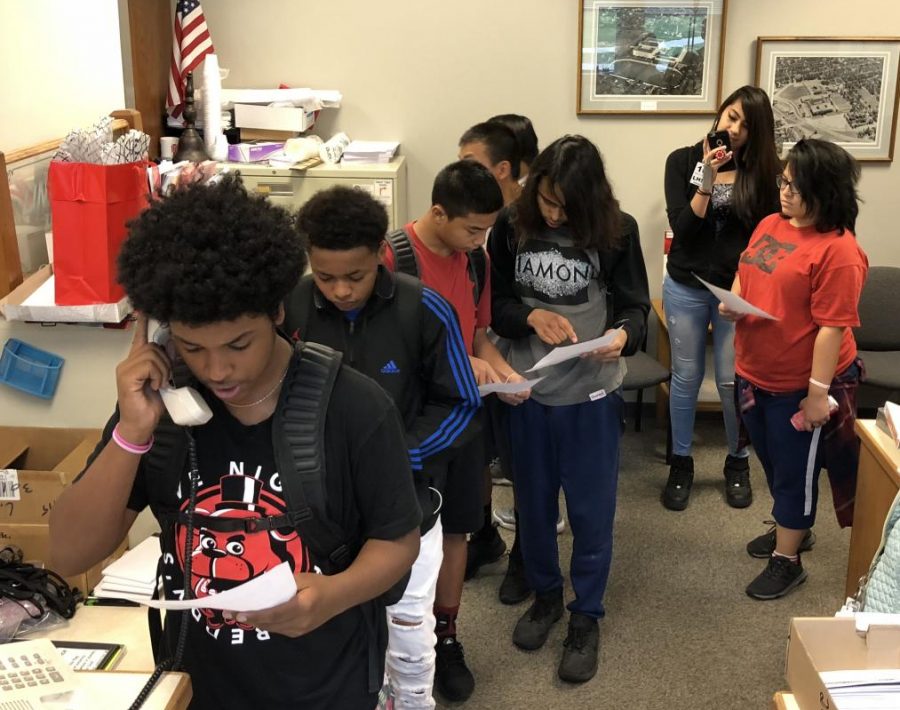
[225,156,407,229]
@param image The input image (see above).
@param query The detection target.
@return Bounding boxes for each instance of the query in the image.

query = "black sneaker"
[434,636,475,702]
[723,454,753,508]
[662,454,694,511]
[558,613,600,683]
[499,551,531,605]
[512,588,564,650]
[746,522,816,558]
[745,555,808,600]
[465,524,507,580]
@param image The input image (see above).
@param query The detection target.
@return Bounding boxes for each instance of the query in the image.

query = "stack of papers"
[341,141,400,164]
[92,535,160,600]
[820,669,900,708]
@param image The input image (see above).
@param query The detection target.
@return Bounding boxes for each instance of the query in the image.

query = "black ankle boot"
[724,454,752,508]
[662,454,694,511]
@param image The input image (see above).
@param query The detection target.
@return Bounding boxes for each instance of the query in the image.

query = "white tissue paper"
[319,133,350,164]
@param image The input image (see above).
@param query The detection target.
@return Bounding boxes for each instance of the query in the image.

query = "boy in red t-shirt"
[721,139,868,601]
[383,160,530,703]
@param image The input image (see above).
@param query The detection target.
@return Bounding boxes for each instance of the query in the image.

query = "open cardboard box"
[786,617,900,709]
[0,426,126,593]
[0,264,131,323]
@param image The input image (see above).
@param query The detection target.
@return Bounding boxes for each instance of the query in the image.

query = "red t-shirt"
[382,222,491,355]
[734,213,868,392]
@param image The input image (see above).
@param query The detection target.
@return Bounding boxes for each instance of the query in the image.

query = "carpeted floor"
[441,415,851,709]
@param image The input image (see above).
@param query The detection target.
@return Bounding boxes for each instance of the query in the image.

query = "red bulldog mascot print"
[175,472,309,633]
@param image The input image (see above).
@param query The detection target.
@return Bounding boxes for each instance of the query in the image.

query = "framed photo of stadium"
[756,37,900,162]
[576,0,728,115]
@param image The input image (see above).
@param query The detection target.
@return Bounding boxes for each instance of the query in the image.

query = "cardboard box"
[786,617,900,709]
[239,127,300,141]
[4,524,126,595]
[0,426,126,593]
[233,103,317,133]
[0,265,131,324]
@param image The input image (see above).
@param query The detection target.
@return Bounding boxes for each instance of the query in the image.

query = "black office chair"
[854,265,900,400]
[622,331,670,433]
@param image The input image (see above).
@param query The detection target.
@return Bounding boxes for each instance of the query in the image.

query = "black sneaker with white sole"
[746,522,816,558]
[745,555,808,600]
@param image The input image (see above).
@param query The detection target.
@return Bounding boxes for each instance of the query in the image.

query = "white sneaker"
[492,507,565,534]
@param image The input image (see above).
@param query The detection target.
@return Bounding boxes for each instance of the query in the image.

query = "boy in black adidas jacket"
[284,185,481,709]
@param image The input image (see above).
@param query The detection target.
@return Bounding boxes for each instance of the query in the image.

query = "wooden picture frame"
[576,0,728,115]
[756,36,900,162]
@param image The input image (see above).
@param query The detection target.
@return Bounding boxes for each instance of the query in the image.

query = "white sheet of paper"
[525,331,622,373]
[693,274,778,320]
[104,562,298,611]
[478,377,544,396]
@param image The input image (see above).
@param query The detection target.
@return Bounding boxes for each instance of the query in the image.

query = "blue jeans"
[663,275,747,458]
[507,393,623,618]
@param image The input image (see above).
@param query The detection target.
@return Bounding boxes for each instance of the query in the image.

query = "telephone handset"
[151,325,214,426]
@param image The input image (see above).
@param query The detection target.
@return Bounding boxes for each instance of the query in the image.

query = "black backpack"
[385,226,487,306]
[146,340,404,692]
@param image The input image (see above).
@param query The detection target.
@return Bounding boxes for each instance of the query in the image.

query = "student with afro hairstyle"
[284,185,481,709]
[49,175,421,710]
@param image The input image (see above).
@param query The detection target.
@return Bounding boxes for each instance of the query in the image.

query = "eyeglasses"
[776,175,799,196]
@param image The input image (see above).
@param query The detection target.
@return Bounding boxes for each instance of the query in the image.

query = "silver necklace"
[225,364,289,409]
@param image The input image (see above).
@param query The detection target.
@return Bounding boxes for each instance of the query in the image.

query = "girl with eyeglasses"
[488,135,650,682]
[720,138,868,599]
[661,85,782,513]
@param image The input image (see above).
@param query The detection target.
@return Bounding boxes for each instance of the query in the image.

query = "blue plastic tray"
[0,338,64,399]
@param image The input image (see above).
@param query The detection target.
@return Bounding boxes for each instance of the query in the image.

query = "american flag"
[166,0,215,118]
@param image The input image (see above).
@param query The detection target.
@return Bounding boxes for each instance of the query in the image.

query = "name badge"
[689,161,706,188]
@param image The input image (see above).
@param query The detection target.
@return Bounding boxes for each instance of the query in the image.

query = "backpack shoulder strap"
[385,227,420,278]
[467,246,487,305]
[272,341,351,572]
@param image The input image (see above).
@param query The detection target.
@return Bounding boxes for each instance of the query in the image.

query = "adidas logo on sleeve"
[380,360,401,374]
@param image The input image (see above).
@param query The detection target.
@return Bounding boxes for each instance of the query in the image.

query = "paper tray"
[0,265,130,323]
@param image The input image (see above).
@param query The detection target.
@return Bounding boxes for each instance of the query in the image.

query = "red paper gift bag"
[49,161,150,305]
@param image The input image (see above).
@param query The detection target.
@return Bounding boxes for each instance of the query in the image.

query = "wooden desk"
[27,605,192,708]
[845,419,900,596]
[772,691,799,709]
[651,298,723,423]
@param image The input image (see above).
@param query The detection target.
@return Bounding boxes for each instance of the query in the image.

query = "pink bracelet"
[112,424,154,455]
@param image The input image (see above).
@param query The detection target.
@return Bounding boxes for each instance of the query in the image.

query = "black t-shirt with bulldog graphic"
[112,364,421,710]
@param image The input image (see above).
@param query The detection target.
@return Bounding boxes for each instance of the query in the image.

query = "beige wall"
[0,0,125,149]
[205,0,900,289]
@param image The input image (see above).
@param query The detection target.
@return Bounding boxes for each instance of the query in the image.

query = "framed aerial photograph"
[756,37,900,162]
[577,0,728,114]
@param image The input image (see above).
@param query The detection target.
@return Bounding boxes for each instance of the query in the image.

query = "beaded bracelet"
[808,377,830,390]
[112,424,154,455]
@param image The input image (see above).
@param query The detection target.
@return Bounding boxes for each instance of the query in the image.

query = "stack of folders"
[92,535,160,600]
[341,140,400,164]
